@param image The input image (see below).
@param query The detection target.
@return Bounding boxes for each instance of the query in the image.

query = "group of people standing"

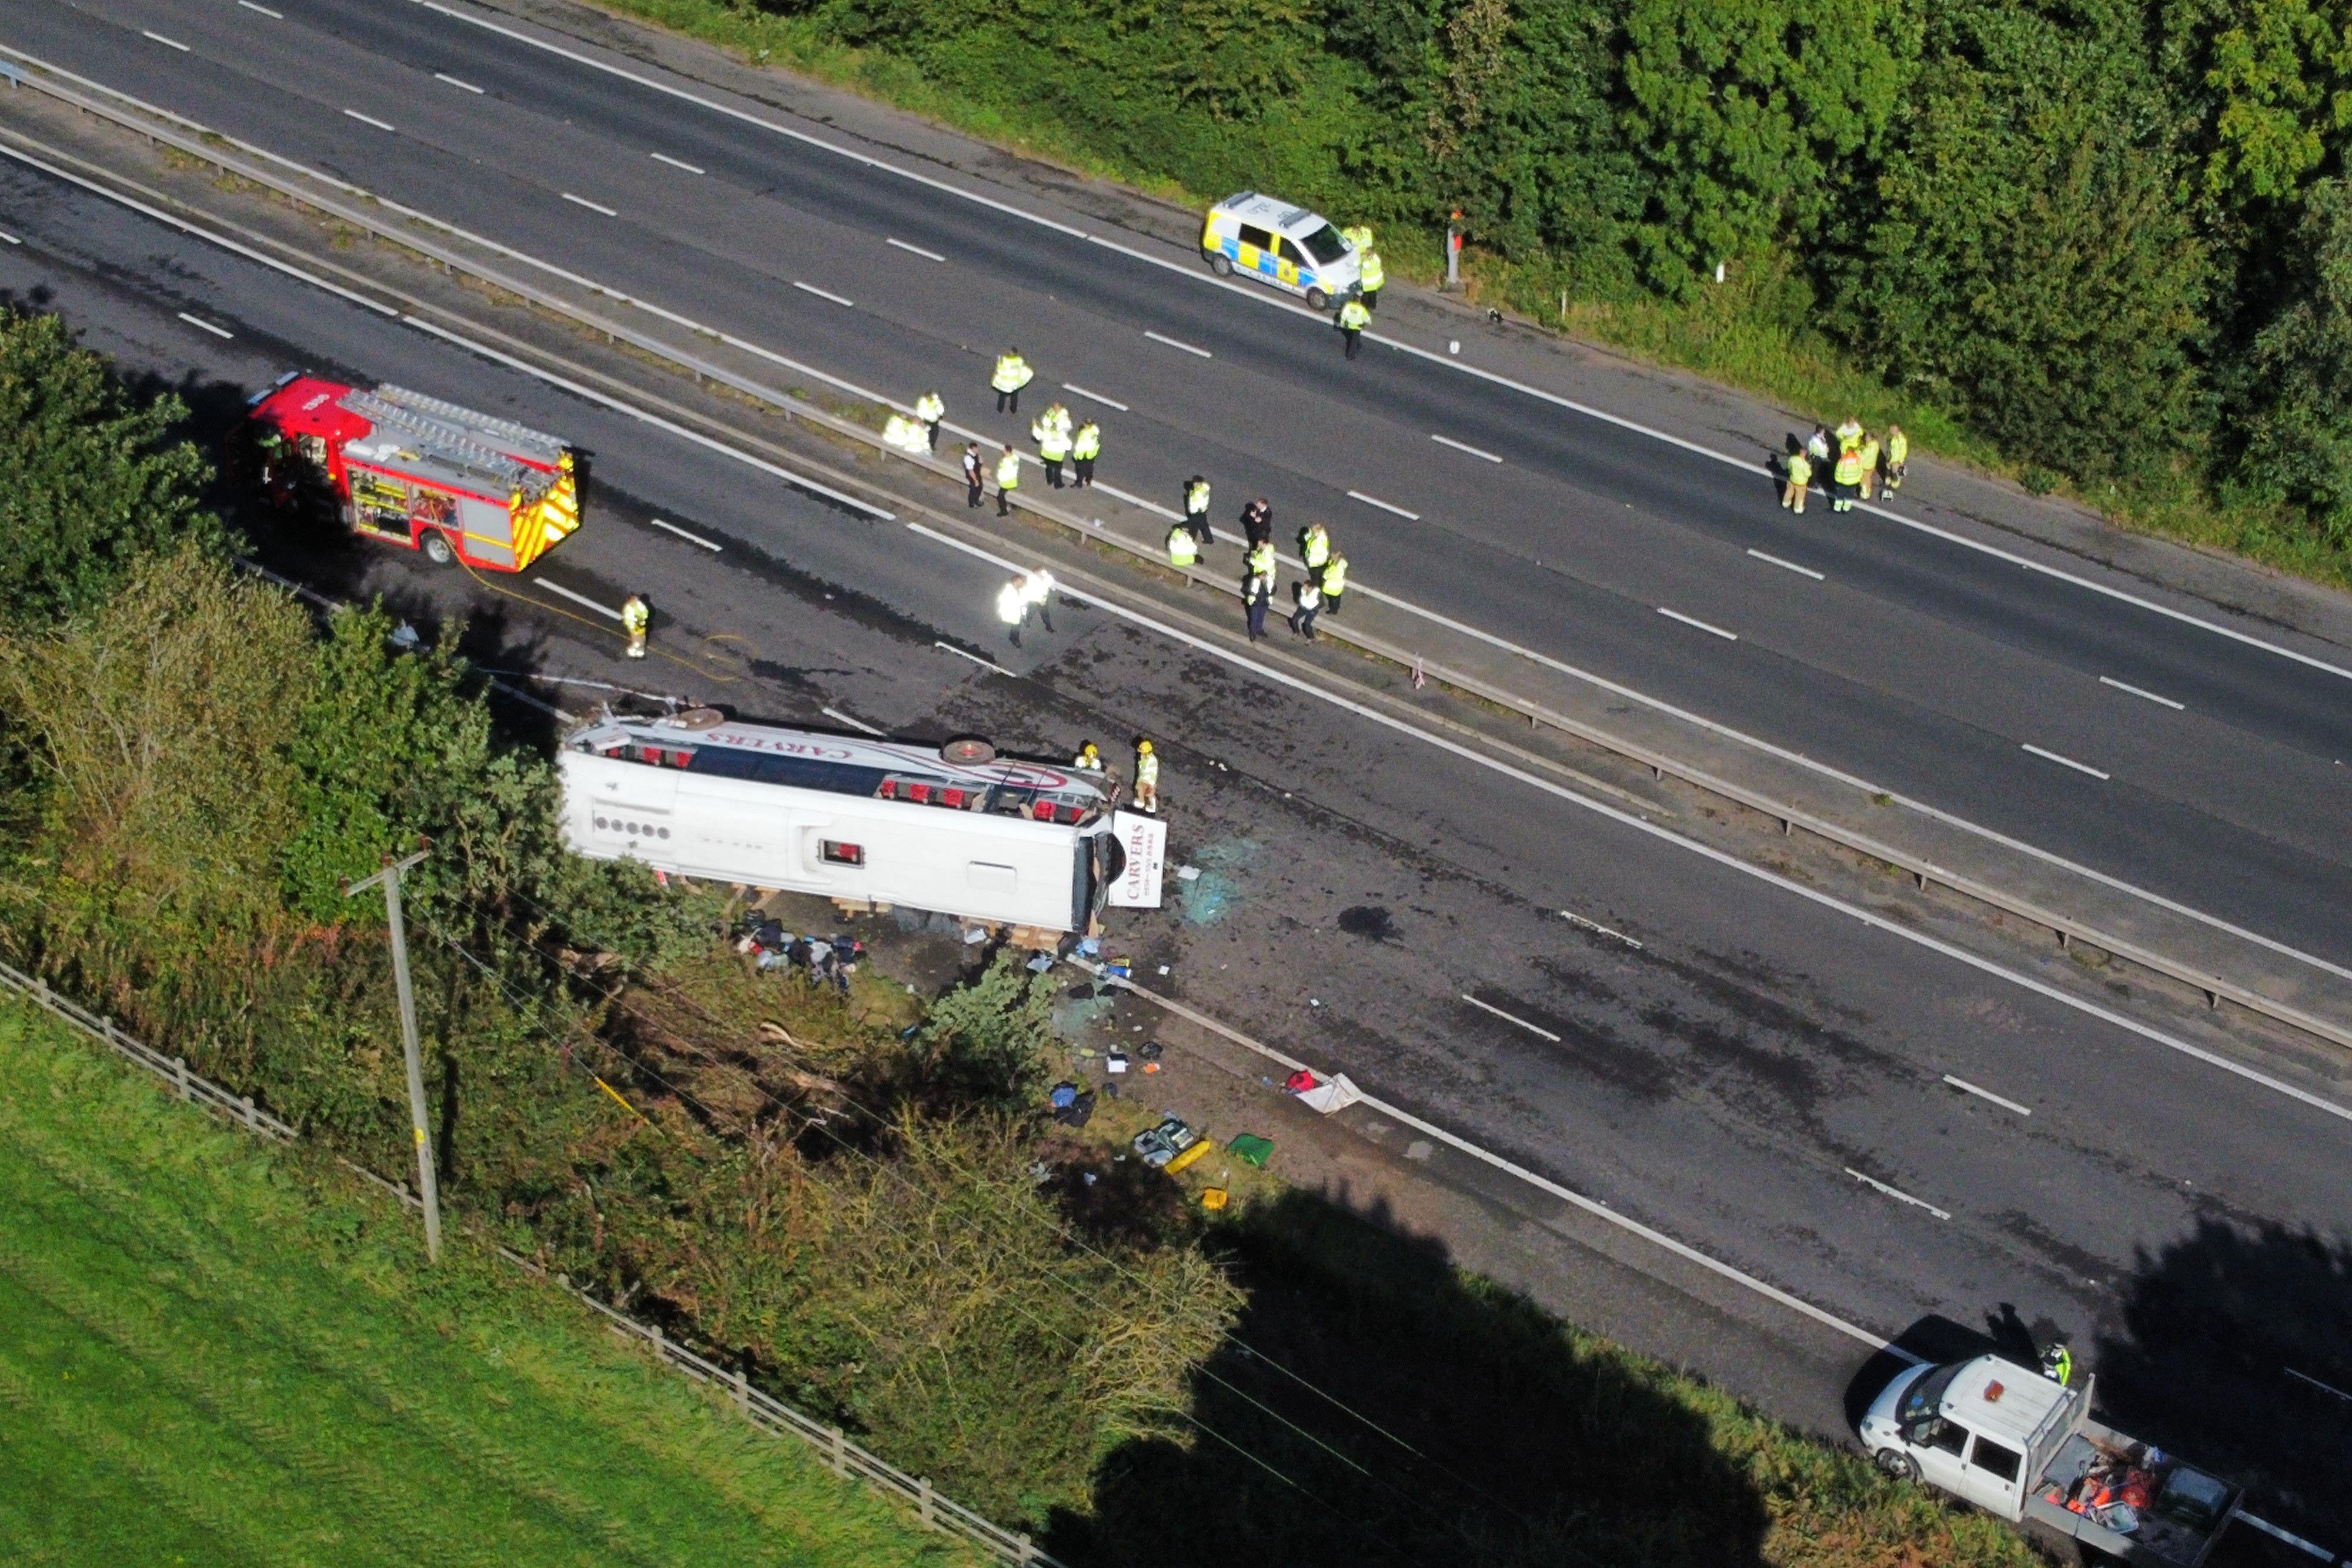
[1783,417,1907,514]
[1162,484,1348,641]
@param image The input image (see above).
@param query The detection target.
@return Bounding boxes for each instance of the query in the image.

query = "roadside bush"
[0,309,223,626]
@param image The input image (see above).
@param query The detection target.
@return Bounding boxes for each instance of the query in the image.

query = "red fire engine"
[245,373,580,571]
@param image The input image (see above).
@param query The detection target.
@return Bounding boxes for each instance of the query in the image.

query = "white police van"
[1200,193,1359,310]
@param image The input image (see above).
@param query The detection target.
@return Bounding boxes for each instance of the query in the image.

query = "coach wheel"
[1207,251,1233,277]
[420,530,456,567]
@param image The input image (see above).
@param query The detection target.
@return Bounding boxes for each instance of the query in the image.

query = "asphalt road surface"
[6,140,2346,1553]
[10,0,2352,976]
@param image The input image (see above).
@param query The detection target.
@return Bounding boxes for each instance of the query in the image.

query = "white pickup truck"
[1860,1354,2241,1567]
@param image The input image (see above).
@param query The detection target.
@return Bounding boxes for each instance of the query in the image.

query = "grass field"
[0,997,974,1568]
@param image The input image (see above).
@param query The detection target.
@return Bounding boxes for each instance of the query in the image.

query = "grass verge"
[0,994,974,1568]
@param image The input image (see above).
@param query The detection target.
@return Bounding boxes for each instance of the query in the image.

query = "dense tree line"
[742,0,2352,535]
[0,308,1235,1523]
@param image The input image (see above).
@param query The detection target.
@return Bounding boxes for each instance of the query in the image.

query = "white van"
[1201,193,1359,310]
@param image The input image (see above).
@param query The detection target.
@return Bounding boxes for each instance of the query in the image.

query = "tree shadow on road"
[2095,1219,2352,1553]
[1045,1185,1772,1568]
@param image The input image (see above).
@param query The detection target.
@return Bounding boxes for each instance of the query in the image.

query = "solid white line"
[402,0,2352,693]
[142,30,190,51]
[536,580,623,621]
[2022,743,2110,781]
[396,319,893,518]
[647,516,720,551]
[433,72,484,93]
[175,311,232,339]
[1061,382,1128,412]
[1748,549,1825,581]
[1658,606,1738,641]
[1459,994,1562,1042]
[1942,1074,2032,1116]
[1144,329,1212,359]
[2100,675,2185,711]
[898,517,2352,1132]
[1845,1168,1952,1221]
[560,191,617,216]
[792,280,854,307]
[0,229,21,245]
[237,1,283,15]
[933,639,1010,675]
[2237,1513,2336,1562]
[2284,1366,2352,1403]
[648,151,704,174]
[1078,962,1907,1356]
[342,109,396,132]
[821,705,886,737]
[1347,489,1419,520]
[884,236,943,262]
[1431,433,1502,463]
[1563,911,1643,949]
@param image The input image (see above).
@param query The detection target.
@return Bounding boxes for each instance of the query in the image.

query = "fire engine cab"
[244,373,580,571]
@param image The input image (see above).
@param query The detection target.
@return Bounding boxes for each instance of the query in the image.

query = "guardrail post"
[732,1366,749,1413]
[828,1425,847,1476]
[240,1096,258,1131]
[174,1057,192,1101]
[918,1476,936,1530]
[1017,1532,1034,1564]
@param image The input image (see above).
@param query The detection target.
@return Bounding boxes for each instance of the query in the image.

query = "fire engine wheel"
[1305,287,1329,311]
[420,531,456,567]
[1205,250,1232,277]
[1872,1449,1919,1485]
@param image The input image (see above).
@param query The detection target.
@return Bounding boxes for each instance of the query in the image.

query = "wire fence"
[0,957,1060,1568]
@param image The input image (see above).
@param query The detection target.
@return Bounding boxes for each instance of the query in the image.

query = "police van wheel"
[1205,251,1232,277]
[1305,287,1329,311]
[420,531,456,567]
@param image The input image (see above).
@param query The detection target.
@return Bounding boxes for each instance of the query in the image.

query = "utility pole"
[344,845,441,1262]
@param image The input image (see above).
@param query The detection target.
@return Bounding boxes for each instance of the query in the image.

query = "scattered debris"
[1176,865,1201,881]
[1200,1188,1229,1211]
[1228,1134,1275,1168]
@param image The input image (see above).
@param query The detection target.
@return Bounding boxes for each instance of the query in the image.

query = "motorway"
[5,98,2347,1552]
[9,0,2352,979]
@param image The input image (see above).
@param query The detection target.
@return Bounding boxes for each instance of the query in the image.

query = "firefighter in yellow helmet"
[620,593,650,658]
[1073,741,1104,772]
[1134,738,1160,814]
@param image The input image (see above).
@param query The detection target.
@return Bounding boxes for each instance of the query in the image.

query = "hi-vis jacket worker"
[1782,449,1813,513]
[1884,424,1909,492]
[1357,246,1385,311]
[1034,414,1072,488]
[993,349,1033,414]
[1071,420,1101,487]
[995,444,1022,516]
[1319,553,1348,615]
[1074,741,1104,772]
[1244,539,1277,641]
[915,390,945,451]
[1134,739,1160,813]
[1856,431,1882,501]
[1831,444,1865,512]
[1298,521,1331,581]
[1167,523,1199,567]
[1338,296,1371,359]
[1184,476,1212,545]
[621,593,650,658]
